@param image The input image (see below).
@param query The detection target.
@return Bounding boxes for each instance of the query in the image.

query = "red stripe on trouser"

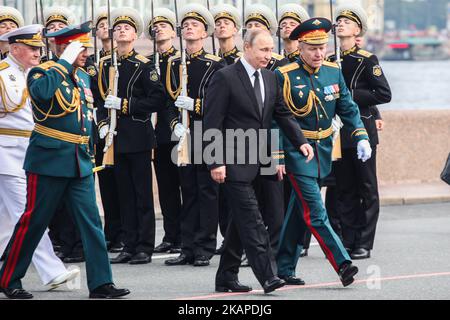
[0,174,38,288]
[288,173,339,272]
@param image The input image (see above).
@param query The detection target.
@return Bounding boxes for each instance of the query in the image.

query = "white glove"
[174,123,187,139]
[357,140,372,162]
[331,116,343,143]
[99,125,109,139]
[59,41,84,65]
[175,96,194,111]
[105,95,122,111]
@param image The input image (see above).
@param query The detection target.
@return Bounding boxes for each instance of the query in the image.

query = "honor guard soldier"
[88,6,123,254]
[164,3,225,267]
[0,24,80,291]
[275,18,373,287]
[95,8,166,265]
[211,4,242,66]
[330,4,392,260]
[0,22,130,299]
[144,8,182,254]
[244,4,286,71]
[39,6,77,62]
[0,6,24,60]
[278,4,309,63]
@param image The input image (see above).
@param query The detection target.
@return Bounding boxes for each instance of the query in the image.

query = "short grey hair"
[243,28,272,46]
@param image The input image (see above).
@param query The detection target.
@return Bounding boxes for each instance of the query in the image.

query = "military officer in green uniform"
[275,18,372,287]
[0,22,130,300]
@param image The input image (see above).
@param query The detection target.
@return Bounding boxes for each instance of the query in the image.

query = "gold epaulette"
[322,61,339,69]
[205,54,222,62]
[357,49,373,58]
[38,61,57,70]
[136,54,150,63]
[272,52,284,60]
[236,52,243,58]
[325,53,335,62]
[0,61,9,71]
[278,62,299,74]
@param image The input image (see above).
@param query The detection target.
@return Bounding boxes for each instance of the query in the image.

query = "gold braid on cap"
[46,14,69,26]
[338,10,362,27]
[245,13,270,29]
[280,12,302,23]
[151,16,174,29]
[214,12,237,25]
[114,16,137,30]
[0,14,20,26]
[183,12,208,27]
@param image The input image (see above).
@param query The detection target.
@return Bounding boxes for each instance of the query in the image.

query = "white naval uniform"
[0,55,67,285]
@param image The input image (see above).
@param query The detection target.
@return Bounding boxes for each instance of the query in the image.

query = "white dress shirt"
[240,56,265,103]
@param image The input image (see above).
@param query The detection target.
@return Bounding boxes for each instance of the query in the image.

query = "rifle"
[102,0,118,167]
[91,0,99,67]
[242,0,246,39]
[206,0,216,55]
[275,0,281,54]
[39,0,51,59]
[174,0,190,166]
[151,0,160,76]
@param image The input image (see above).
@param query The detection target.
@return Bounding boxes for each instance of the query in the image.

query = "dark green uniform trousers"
[0,173,112,291]
[277,173,351,278]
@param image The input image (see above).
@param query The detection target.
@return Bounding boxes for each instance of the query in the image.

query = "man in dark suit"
[203,29,314,294]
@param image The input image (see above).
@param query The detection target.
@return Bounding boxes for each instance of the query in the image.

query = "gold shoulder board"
[205,54,222,62]
[0,61,9,71]
[322,61,339,69]
[357,49,373,58]
[272,53,284,60]
[136,54,150,63]
[278,62,299,74]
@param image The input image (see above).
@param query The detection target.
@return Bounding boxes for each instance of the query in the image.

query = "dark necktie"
[253,71,264,115]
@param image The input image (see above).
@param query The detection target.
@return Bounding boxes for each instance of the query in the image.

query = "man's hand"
[300,143,314,163]
[104,95,122,111]
[375,119,384,131]
[357,140,372,162]
[175,96,194,111]
[99,125,109,140]
[276,165,286,181]
[60,41,84,65]
[174,123,187,139]
[211,166,226,184]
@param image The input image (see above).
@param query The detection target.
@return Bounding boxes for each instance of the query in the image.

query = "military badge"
[324,84,340,101]
[9,74,16,82]
[33,73,42,80]
[150,70,159,82]
[87,66,97,77]
[373,65,382,77]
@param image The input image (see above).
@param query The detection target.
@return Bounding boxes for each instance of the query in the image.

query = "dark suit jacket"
[203,60,307,182]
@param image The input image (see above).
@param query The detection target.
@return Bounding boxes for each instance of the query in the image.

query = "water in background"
[381,60,450,110]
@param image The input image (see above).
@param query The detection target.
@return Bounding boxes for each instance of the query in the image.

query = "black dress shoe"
[338,262,359,287]
[154,242,174,253]
[350,248,371,260]
[108,242,124,253]
[279,275,306,286]
[0,288,33,299]
[263,277,286,294]
[169,246,182,254]
[193,256,210,267]
[165,253,194,266]
[215,242,225,255]
[63,252,85,264]
[89,283,130,299]
[129,252,152,265]
[110,252,133,264]
[300,249,308,257]
[216,280,252,292]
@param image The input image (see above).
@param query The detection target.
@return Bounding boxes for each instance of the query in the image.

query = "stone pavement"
[1,202,449,300]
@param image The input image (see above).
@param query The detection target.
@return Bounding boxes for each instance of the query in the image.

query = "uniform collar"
[118,49,135,61]
[220,46,239,58]
[341,45,358,56]
[285,49,300,61]
[7,54,27,73]
[161,46,176,58]
[300,56,320,75]
[187,48,204,60]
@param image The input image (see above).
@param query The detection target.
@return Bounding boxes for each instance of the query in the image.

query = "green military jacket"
[24,59,96,178]
[275,59,369,179]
